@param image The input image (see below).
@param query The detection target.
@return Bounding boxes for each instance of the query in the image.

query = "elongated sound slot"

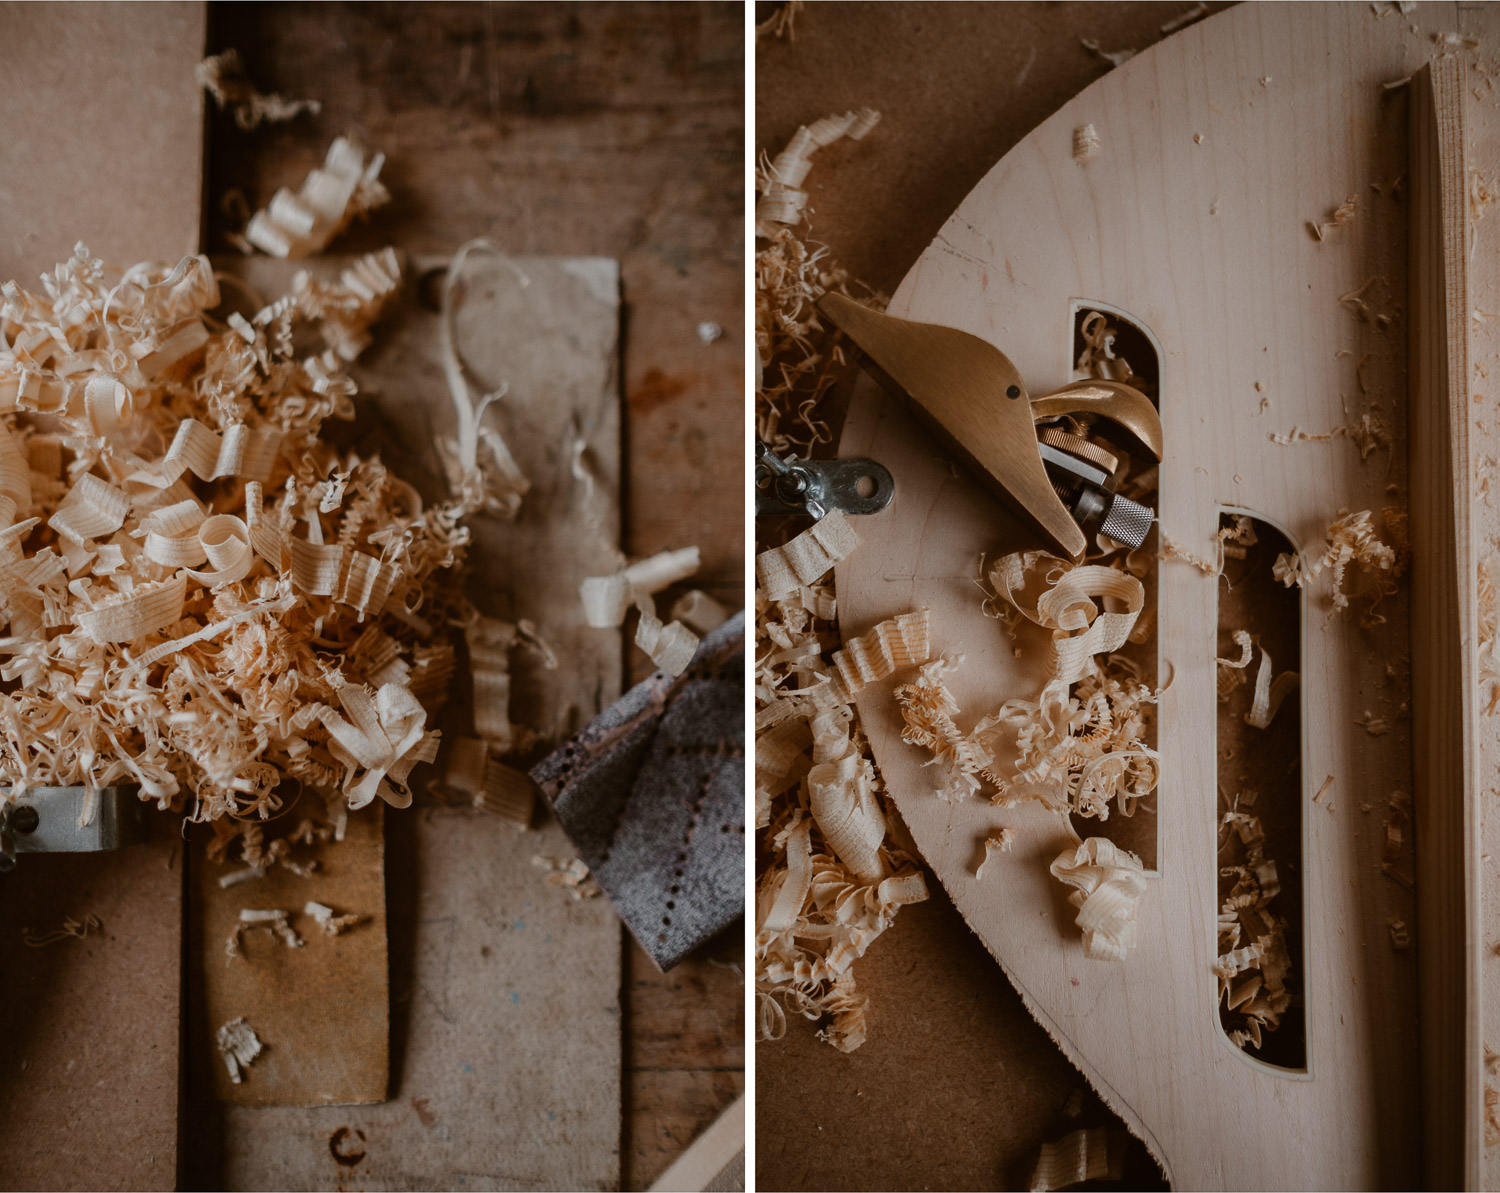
[1213,508,1307,1073]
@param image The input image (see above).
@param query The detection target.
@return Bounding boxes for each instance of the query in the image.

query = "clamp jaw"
[0,787,149,871]
[817,292,1163,559]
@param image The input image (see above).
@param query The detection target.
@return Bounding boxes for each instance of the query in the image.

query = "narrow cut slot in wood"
[1212,509,1306,1072]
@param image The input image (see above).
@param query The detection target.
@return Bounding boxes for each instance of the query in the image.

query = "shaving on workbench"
[0,239,524,858]
[755,109,937,1052]
[581,544,703,676]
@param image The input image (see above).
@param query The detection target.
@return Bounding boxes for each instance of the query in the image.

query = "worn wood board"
[0,1,205,282]
[181,252,624,1189]
[0,4,204,1189]
[833,3,1453,1187]
[192,806,390,1107]
[201,10,745,1181]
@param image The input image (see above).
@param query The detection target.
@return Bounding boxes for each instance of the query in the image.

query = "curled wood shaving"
[1244,645,1299,730]
[756,0,804,41]
[1049,837,1147,961]
[831,608,931,700]
[1308,194,1358,242]
[478,758,535,825]
[1216,629,1253,701]
[0,241,516,850]
[1217,802,1292,1048]
[756,511,859,602]
[897,553,1158,813]
[669,588,729,635]
[1272,509,1398,624]
[22,913,101,948]
[215,1016,263,1084]
[975,830,1014,879]
[304,900,364,935]
[582,545,702,677]
[228,907,305,958]
[582,546,700,627]
[1072,124,1101,163]
[756,109,880,238]
[1080,38,1136,68]
[197,48,320,131]
[1030,1127,1123,1192]
[245,137,388,259]
[531,854,601,900]
[1160,2,1209,33]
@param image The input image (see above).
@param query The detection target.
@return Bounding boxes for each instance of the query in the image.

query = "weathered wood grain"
[202,8,744,1185]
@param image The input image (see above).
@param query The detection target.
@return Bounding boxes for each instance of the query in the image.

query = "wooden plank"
[0,5,205,1189]
[647,1093,744,1193]
[833,4,1459,1186]
[1407,58,1479,1192]
[1455,7,1500,1185]
[202,8,745,1177]
[190,806,390,1108]
[182,252,625,1188]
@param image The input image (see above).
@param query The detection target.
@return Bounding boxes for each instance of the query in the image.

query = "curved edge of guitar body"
[836,4,1485,1188]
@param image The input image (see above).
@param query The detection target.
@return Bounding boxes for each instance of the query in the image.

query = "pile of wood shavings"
[0,241,517,857]
[900,552,1158,820]
[756,109,883,456]
[755,112,930,1052]
[1216,791,1293,1049]
[755,513,929,1052]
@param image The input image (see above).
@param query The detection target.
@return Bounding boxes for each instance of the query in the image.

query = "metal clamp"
[0,787,149,871]
[755,441,895,518]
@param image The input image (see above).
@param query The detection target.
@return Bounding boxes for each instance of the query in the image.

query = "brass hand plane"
[818,292,1163,560]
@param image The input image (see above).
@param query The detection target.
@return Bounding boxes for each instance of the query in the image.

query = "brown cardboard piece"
[185,253,624,1187]
[0,4,205,1190]
[0,2,205,283]
[0,816,184,1193]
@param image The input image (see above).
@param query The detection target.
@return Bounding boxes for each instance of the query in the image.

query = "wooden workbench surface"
[203,5,744,1188]
[755,4,1229,1188]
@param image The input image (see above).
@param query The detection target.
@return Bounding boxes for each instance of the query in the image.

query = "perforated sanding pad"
[532,611,744,970]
